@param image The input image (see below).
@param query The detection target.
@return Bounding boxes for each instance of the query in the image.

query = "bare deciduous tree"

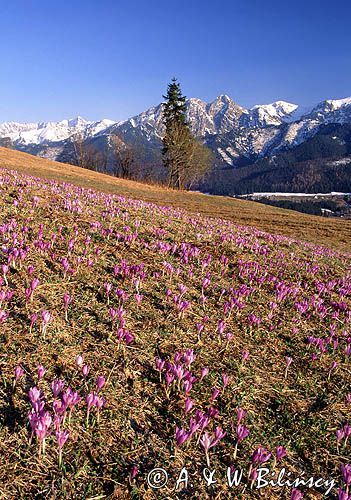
[110,135,135,179]
[70,132,107,172]
[163,120,214,190]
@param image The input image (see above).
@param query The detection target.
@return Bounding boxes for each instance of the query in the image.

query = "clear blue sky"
[0,0,350,122]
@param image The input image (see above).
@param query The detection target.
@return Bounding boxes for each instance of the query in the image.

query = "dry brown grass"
[1,147,350,254]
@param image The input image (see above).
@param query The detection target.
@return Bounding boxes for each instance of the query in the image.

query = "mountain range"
[1,95,351,194]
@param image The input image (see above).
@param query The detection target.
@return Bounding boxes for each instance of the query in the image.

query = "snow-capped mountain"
[239,101,298,128]
[1,95,351,167]
[108,95,351,166]
[0,117,116,146]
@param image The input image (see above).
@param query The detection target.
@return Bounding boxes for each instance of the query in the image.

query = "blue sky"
[0,0,350,122]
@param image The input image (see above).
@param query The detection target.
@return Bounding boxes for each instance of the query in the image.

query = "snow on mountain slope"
[114,95,245,139]
[0,117,117,146]
[240,101,298,127]
[1,95,351,167]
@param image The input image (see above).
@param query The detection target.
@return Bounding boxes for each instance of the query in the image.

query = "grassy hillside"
[0,157,350,498]
[1,147,351,254]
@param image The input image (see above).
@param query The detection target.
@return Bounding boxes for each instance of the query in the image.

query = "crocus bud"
[130,465,138,480]
[276,446,287,461]
[55,429,69,449]
[51,379,65,398]
[96,375,106,392]
[211,388,220,401]
[82,365,90,377]
[236,407,247,424]
[200,367,209,380]
[286,357,293,368]
[185,398,194,415]
[75,355,83,367]
[250,468,258,481]
[222,373,230,388]
[341,463,351,486]
[41,310,51,325]
[86,392,95,410]
[14,365,25,381]
[37,365,47,380]
[242,350,249,362]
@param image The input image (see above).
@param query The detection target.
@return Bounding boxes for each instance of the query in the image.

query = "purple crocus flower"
[200,367,209,380]
[41,310,52,338]
[76,355,83,367]
[37,365,47,381]
[291,489,304,500]
[28,386,43,412]
[86,392,95,410]
[226,332,233,342]
[236,424,250,443]
[252,446,272,465]
[96,375,106,392]
[14,365,24,382]
[336,428,345,443]
[85,392,96,425]
[337,489,350,500]
[56,429,69,449]
[341,463,351,486]
[200,432,213,453]
[207,406,219,419]
[135,293,143,305]
[212,426,226,446]
[242,350,249,363]
[185,397,194,415]
[56,429,69,467]
[276,446,287,461]
[175,426,189,447]
[218,320,226,337]
[51,379,65,398]
[62,387,81,409]
[250,468,258,481]
[155,358,165,372]
[285,357,293,378]
[222,373,230,388]
[236,407,247,424]
[53,399,66,416]
[29,313,38,333]
[130,465,138,481]
[211,388,220,401]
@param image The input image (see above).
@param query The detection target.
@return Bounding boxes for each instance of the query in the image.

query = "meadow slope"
[0,165,350,499]
[1,147,351,254]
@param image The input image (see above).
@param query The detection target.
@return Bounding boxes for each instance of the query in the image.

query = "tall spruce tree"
[162,78,214,189]
[162,77,187,127]
[162,78,191,189]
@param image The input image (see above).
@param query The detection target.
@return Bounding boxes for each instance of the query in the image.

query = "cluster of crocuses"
[108,305,134,345]
[14,356,106,467]
[155,349,198,396]
[156,349,254,468]
[164,287,191,319]
[247,445,287,486]
[175,402,226,467]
